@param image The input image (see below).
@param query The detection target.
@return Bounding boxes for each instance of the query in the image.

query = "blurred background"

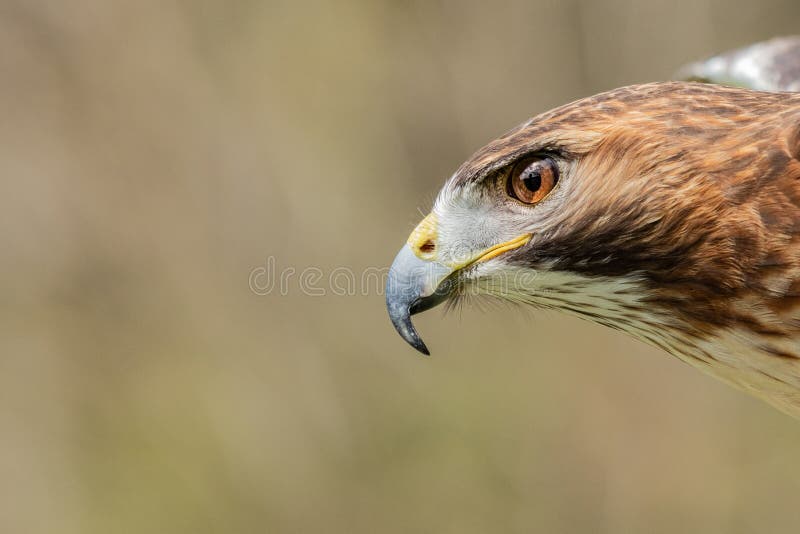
[3,1,800,532]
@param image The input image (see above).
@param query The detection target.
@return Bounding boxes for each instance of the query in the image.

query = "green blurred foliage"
[2,1,800,532]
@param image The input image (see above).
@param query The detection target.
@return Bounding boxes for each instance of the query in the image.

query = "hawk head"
[387,82,800,414]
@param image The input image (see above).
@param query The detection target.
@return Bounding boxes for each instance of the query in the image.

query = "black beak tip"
[414,340,431,356]
[404,329,431,356]
[387,301,432,356]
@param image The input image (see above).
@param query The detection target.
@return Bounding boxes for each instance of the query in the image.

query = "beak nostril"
[419,239,435,254]
[407,213,438,259]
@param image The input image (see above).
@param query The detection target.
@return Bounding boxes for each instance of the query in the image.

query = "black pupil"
[522,170,542,192]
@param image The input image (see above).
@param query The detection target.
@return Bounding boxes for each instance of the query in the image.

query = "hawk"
[386,37,800,418]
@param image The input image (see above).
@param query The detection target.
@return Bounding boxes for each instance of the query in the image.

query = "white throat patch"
[465,265,800,417]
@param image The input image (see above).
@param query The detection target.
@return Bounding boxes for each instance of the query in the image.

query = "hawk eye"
[506,156,559,204]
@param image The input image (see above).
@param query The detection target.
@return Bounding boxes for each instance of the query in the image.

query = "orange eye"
[507,156,559,204]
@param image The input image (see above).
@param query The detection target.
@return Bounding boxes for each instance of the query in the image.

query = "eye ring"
[506,156,560,205]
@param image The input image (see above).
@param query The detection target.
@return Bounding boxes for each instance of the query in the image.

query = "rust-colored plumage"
[386,43,800,417]
[454,83,800,414]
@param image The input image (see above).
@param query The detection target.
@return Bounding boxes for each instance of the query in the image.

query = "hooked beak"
[385,244,454,355]
[386,213,531,355]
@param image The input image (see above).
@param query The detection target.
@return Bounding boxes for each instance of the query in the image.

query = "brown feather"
[449,82,800,415]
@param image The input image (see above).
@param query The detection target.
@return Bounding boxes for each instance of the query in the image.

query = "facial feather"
[433,81,800,416]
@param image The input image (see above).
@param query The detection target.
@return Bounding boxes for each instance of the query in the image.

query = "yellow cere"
[407,213,439,260]
[407,211,532,269]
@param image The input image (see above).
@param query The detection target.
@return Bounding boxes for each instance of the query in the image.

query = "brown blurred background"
[3,1,800,532]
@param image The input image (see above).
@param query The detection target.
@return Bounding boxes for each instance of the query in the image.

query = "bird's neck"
[515,269,800,417]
